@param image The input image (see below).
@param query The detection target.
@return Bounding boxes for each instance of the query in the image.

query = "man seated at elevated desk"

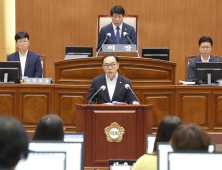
[87,54,139,105]
[7,31,42,78]
[97,5,137,51]
[187,36,221,82]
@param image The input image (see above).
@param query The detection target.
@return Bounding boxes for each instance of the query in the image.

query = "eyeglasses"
[17,41,28,44]
[103,63,117,68]
[200,46,211,49]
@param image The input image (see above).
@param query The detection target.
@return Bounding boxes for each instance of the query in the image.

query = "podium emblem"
[104,122,125,142]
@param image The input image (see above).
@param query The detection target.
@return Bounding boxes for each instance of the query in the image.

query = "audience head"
[33,114,64,141]
[0,116,29,169]
[170,124,211,151]
[14,31,29,42]
[153,116,182,152]
[110,6,125,27]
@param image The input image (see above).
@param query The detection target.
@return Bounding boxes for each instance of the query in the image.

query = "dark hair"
[15,31,29,42]
[110,6,125,16]
[170,124,211,151]
[153,116,182,152]
[33,115,64,141]
[102,53,119,64]
[198,36,213,46]
[0,116,29,168]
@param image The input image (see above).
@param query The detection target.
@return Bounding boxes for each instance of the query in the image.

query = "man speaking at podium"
[87,54,139,105]
[97,6,137,51]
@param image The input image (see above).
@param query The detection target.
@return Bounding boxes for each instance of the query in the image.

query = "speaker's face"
[102,56,119,81]
[199,42,212,58]
[16,38,30,52]
[112,13,124,27]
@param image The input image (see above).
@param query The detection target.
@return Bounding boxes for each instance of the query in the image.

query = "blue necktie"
[116,27,120,44]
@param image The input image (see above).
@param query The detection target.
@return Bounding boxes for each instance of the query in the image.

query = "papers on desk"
[179,80,195,85]
[103,101,126,105]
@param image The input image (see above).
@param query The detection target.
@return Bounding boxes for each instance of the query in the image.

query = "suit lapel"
[15,52,20,61]
[196,55,201,62]
[101,74,110,102]
[112,74,123,101]
[109,23,117,43]
[24,51,32,75]
[209,55,214,62]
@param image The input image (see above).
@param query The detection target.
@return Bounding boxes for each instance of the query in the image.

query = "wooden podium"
[75,104,153,167]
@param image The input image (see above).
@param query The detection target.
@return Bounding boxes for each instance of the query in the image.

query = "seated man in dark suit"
[8,31,42,78]
[87,53,139,104]
[97,6,137,51]
[0,116,29,170]
[187,36,221,82]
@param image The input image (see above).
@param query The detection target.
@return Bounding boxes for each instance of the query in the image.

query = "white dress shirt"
[106,73,118,101]
[112,23,123,38]
[19,50,28,77]
[201,55,210,62]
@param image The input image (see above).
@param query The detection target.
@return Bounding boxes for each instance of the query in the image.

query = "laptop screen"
[109,159,136,170]
[15,151,66,170]
[29,141,84,170]
[146,134,156,153]
[168,151,222,170]
[157,142,215,170]
[64,133,85,142]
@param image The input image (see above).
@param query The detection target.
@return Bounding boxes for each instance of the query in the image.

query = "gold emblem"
[104,122,125,142]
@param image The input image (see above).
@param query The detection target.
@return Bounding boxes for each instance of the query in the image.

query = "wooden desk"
[1,84,222,132]
[0,84,55,130]
[175,85,222,132]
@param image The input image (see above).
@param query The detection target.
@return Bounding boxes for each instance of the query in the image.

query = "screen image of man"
[97,5,137,51]
[87,54,139,105]
[7,31,42,78]
[187,36,221,82]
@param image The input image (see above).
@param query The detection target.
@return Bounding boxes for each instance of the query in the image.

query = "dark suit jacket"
[7,51,42,78]
[187,55,221,82]
[87,73,136,104]
[97,22,137,51]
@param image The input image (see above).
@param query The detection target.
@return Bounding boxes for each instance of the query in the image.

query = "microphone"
[123,32,133,44]
[125,84,140,104]
[96,33,111,57]
[88,85,106,104]
[123,32,140,58]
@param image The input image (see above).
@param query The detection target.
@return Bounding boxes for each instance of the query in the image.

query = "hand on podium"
[133,101,139,105]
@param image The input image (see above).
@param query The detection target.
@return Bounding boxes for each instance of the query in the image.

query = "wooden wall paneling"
[142,86,175,131]
[0,90,17,118]
[16,0,222,83]
[54,57,176,86]
[55,85,89,131]
[213,92,222,130]
[175,86,212,130]
[19,85,55,129]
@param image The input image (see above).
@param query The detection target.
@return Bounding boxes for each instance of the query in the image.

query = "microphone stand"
[96,34,110,57]
[124,34,140,58]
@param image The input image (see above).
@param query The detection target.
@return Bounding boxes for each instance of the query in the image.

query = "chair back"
[97,14,138,43]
